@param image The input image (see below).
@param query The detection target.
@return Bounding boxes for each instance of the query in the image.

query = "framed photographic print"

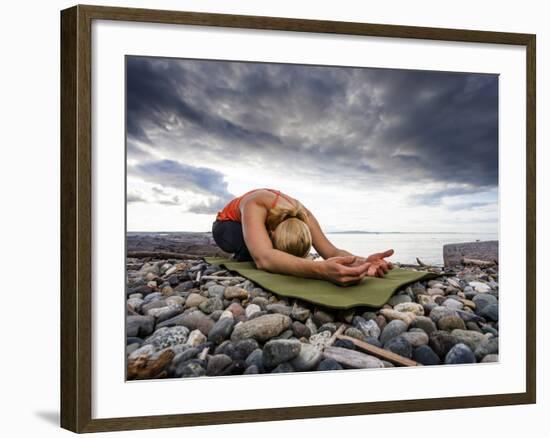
[60,4,536,433]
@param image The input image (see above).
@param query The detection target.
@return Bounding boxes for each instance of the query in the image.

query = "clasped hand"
[322,249,394,287]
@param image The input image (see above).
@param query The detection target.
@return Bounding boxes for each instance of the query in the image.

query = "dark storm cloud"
[126,57,282,146]
[129,160,233,202]
[126,56,498,204]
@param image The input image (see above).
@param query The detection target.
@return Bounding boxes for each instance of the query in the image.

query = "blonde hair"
[265,200,312,258]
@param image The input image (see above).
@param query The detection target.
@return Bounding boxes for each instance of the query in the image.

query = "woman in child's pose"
[212,188,394,286]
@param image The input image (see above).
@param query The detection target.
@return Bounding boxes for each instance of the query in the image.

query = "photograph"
[124,55,500,380]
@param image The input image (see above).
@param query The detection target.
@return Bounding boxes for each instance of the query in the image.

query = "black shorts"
[211,219,254,262]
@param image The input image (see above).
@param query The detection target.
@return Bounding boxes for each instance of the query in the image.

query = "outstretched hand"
[321,255,373,286]
[348,249,395,277]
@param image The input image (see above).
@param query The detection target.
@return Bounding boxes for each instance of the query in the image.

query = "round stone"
[466,321,482,332]
[410,316,437,335]
[379,309,416,326]
[388,294,412,307]
[344,327,367,342]
[226,302,245,318]
[160,310,214,336]
[290,343,323,371]
[417,295,435,306]
[312,309,335,326]
[474,337,499,361]
[316,358,344,371]
[413,345,441,366]
[291,303,311,322]
[291,321,311,339]
[473,294,498,313]
[143,326,189,351]
[450,329,487,351]
[224,286,249,300]
[442,298,464,311]
[400,330,429,347]
[245,349,264,370]
[429,330,459,358]
[231,314,291,342]
[353,316,381,339]
[429,306,458,323]
[480,303,499,321]
[199,297,224,314]
[206,354,233,376]
[427,287,445,296]
[480,325,499,336]
[318,322,339,334]
[245,304,262,319]
[266,303,293,316]
[126,315,155,338]
[251,296,269,310]
[176,359,206,378]
[380,319,408,344]
[185,293,207,308]
[334,339,356,350]
[186,329,207,347]
[469,281,491,293]
[262,339,302,368]
[437,315,466,331]
[384,335,412,359]
[207,316,236,344]
[445,343,476,364]
[394,302,424,316]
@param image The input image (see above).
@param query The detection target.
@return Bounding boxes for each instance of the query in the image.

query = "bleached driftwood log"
[461,257,496,267]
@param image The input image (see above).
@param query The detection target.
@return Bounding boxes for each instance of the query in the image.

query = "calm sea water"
[324,233,499,266]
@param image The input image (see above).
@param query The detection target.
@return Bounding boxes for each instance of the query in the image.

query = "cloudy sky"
[126,55,498,233]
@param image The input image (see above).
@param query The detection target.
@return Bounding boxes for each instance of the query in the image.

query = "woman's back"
[216,188,294,222]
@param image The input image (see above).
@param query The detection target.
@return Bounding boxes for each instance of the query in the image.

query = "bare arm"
[240,200,373,285]
[304,206,394,277]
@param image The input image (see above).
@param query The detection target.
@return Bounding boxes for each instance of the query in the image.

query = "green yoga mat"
[203,257,439,309]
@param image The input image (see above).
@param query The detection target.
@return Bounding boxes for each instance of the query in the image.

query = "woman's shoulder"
[240,189,273,206]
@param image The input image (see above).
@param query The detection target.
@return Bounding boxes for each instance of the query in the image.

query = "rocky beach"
[126,232,499,380]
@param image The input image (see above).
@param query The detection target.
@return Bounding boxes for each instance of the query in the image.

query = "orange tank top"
[216,188,293,222]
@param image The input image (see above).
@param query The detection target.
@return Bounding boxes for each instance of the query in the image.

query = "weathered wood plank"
[336,334,422,367]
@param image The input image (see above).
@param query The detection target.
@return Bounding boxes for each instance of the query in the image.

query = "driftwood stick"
[416,257,433,267]
[200,275,246,282]
[210,270,229,277]
[336,334,422,367]
[461,257,496,267]
[326,323,348,348]
[416,257,428,266]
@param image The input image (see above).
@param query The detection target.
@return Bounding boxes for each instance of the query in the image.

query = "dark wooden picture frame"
[60,4,536,433]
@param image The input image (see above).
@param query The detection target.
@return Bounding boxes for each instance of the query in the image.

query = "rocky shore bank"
[126,234,499,380]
